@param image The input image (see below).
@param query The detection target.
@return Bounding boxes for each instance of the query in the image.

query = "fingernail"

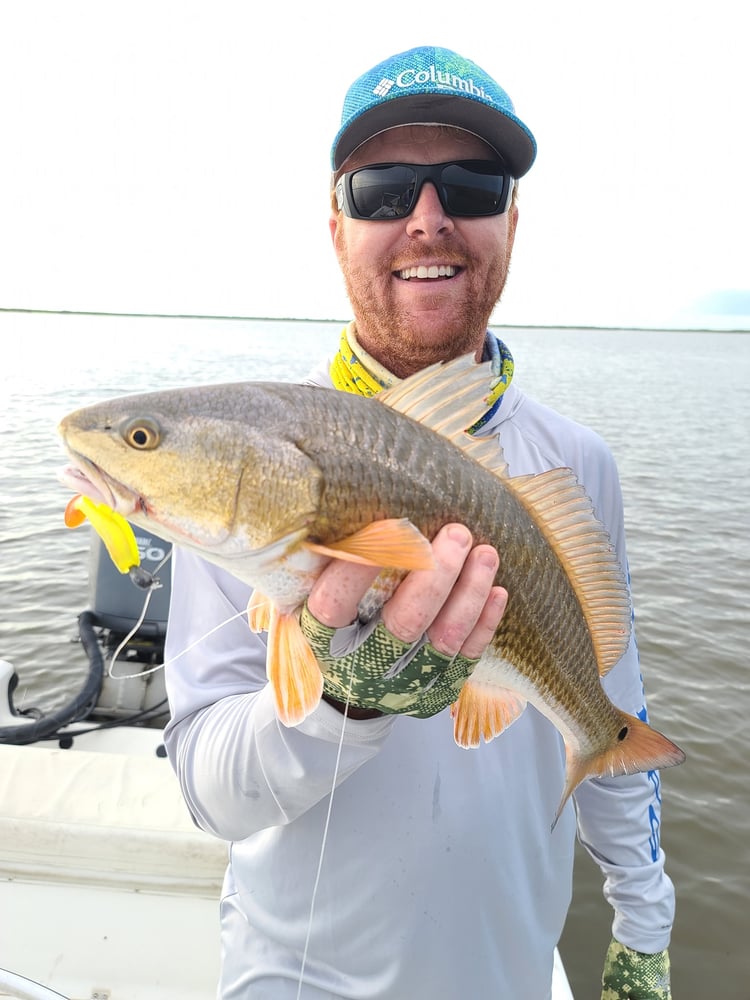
[492,587,508,613]
[446,524,471,547]
[477,548,499,571]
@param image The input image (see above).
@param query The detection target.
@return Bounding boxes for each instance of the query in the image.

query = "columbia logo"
[371,63,496,105]
[373,78,394,97]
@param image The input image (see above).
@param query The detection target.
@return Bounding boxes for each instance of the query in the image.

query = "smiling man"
[330,126,518,377]
[163,46,677,999]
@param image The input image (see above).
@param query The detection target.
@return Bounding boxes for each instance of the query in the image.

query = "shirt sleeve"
[162,547,395,842]
[571,440,677,953]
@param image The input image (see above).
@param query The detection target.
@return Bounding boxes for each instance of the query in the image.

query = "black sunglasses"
[335,160,514,221]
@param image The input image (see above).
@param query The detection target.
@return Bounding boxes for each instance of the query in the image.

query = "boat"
[0,528,574,999]
[0,528,228,999]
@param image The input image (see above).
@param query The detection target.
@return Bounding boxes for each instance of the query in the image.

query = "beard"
[337,238,511,379]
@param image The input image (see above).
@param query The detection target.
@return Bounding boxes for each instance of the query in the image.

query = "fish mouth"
[57,451,141,516]
[57,450,232,552]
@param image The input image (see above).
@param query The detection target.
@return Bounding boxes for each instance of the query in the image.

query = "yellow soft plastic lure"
[64,494,140,574]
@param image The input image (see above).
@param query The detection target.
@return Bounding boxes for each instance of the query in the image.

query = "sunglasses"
[335,160,514,221]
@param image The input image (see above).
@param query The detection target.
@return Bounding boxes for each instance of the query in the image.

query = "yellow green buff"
[329,323,514,433]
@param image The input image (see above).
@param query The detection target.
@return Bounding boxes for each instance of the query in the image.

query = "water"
[1,312,748,998]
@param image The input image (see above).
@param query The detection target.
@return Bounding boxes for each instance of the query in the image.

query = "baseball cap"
[331,46,537,178]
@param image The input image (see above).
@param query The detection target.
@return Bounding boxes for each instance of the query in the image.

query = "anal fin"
[451,678,527,749]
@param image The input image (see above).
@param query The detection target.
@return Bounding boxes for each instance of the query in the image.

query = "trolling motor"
[0,525,172,745]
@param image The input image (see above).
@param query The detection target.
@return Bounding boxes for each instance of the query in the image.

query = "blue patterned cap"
[331,46,537,178]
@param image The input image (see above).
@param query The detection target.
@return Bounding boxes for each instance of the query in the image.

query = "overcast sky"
[1,0,747,330]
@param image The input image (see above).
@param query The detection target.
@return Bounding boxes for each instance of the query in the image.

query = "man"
[164,46,676,999]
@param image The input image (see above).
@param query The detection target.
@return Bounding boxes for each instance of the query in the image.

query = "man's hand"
[601,937,672,1000]
[302,523,507,718]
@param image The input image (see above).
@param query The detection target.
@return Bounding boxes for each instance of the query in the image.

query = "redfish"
[58,355,685,822]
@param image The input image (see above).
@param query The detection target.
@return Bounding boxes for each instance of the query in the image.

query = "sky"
[1,0,747,331]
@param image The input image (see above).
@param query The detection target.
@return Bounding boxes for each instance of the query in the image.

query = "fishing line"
[105,550,170,680]
[295,659,356,1000]
[105,550,246,681]
[107,604,250,680]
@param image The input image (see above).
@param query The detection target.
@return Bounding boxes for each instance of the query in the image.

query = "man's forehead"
[341,125,499,172]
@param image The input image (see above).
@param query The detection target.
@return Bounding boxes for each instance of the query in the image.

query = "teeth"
[398,265,457,280]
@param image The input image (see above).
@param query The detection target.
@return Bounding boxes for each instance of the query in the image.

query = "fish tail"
[267,610,324,726]
[552,711,686,830]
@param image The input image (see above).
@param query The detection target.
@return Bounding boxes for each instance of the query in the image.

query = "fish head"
[58,384,324,571]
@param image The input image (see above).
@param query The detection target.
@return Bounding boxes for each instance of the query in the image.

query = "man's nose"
[405,181,455,238]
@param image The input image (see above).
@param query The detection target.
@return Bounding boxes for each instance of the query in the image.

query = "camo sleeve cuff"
[601,937,671,1000]
[299,602,478,718]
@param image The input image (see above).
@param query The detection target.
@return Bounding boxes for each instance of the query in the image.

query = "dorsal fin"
[375,354,631,675]
[508,469,631,674]
[376,356,509,478]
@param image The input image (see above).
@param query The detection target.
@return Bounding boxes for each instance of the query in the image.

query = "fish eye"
[122,417,161,450]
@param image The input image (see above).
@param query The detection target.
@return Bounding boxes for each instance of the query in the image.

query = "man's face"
[330,125,518,378]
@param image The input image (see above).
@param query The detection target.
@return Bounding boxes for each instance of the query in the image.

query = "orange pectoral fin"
[451,678,527,749]
[304,518,435,571]
[267,611,324,727]
[247,591,274,633]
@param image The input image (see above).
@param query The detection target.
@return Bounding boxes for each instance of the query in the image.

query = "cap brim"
[332,92,536,178]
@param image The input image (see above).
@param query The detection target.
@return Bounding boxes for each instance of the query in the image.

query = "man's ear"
[506,201,519,258]
[510,200,519,236]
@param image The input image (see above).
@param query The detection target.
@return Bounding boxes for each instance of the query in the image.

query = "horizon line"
[0,305,747,335]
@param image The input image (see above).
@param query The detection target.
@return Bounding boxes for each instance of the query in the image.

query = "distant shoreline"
[0,305,747,335]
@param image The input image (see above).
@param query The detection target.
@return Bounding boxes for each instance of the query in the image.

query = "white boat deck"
[0,733,226,1000]
[0,731,573,999]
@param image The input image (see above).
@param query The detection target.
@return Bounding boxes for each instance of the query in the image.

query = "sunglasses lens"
[343,162,510,220]
[349,165,418,219]
[441,163,507,216]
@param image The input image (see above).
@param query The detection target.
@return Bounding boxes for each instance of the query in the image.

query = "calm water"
[1,312,748,998]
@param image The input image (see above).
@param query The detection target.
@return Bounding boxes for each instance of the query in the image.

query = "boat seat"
[0,743,227,895]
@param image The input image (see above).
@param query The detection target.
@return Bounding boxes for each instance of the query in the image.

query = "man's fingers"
[306,522,505,662]
[307,561,382,628]
[455,586,508,660]
[426,544,503,657]
[381,523,473,643]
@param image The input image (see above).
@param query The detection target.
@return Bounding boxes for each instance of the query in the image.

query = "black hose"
[0,611,105,746]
